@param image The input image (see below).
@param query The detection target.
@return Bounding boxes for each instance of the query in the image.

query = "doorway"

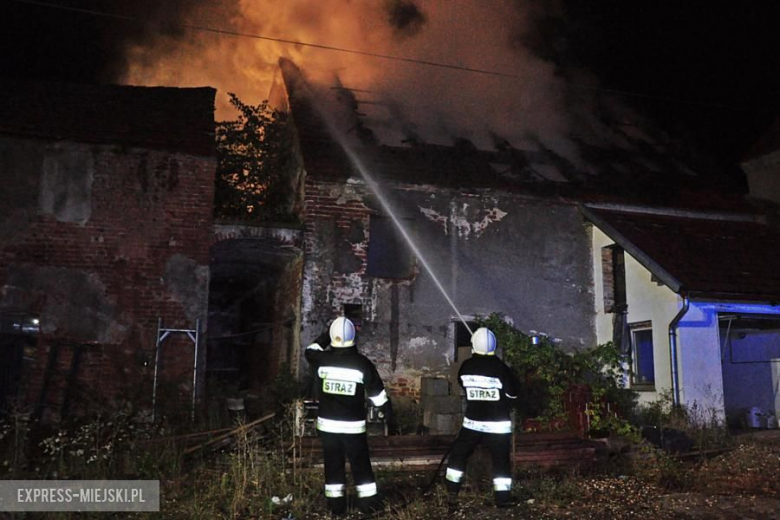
[206,237,302,424]
[0,313,38,412]
[719,313,780,427]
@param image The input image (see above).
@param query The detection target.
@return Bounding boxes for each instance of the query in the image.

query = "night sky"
[2,0,779,183]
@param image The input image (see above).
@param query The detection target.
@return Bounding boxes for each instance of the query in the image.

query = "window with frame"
[630,323,655,388]
[365,215,415,279]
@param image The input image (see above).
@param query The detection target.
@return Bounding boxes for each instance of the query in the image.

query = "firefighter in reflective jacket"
[305,317,393,516]
[446,327,520,508]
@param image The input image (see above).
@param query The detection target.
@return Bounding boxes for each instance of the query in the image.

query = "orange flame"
[121,0,623,167]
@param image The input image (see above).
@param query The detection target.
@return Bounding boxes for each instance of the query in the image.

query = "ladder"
[151,318,200,422]
[34,341,85,421]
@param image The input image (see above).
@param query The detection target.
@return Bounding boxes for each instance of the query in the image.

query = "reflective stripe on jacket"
[458,352,520,424]
[305,343,387,429]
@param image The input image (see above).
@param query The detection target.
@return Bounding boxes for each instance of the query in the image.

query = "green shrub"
[478,313,638,437]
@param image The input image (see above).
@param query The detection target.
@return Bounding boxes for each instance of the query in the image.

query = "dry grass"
[4,405,780,519]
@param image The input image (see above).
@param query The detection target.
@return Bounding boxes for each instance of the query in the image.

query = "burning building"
[266,58,754,433]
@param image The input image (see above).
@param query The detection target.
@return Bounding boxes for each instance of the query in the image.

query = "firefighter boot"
[447,491,460,513]
[495,490,517,508]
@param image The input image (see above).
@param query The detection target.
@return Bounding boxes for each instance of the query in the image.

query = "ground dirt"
[298,431,780,520]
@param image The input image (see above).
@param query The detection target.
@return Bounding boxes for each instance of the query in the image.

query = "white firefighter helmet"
[329,317,356,347]
[471,327,497,355]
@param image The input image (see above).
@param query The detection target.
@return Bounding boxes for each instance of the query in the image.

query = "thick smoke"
[119,0,646,167]
[385,0,428,39]
[1,0,205,84]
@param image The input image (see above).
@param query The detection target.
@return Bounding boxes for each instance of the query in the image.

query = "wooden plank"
[184,413,275,455]
[294,433,600,472]
[136,426,236,445]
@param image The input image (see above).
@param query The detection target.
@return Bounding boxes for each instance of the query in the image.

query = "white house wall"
[591,226,679,406]
[675,302,726,418]
[592,224,780,420]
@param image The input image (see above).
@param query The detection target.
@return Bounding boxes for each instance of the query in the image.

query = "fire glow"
[119,0,594,160]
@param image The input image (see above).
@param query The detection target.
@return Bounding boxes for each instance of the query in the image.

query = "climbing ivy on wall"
[477,313,638,435]
[214,93,299,222]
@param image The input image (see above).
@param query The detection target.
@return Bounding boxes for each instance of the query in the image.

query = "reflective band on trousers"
[493,477,512,492]
[369,389,388,406]
[445,467,464,483]
[317,417,367,434]
[325,483,345,498]
[356,482,377,498]
[462,417,512,434]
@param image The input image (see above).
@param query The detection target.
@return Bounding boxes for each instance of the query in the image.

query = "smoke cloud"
[118,0,652,168]
[385,0,428,39]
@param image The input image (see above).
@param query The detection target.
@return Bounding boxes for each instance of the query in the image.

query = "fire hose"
[356,431,462,520]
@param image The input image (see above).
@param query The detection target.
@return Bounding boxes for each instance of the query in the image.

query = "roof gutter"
[668,294,689,407]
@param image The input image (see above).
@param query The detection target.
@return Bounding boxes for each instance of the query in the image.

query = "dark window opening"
[631,326,655,387]
[454,320,478,362]
[0,313,37,412]
[602,245,626,313]
[0,313,40,336]
[344,303,363,330]
[366,215,415,279]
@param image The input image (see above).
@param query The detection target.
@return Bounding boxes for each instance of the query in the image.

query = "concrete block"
[420,377,449,396]
[431,413,461,435]
[423,395,461,415]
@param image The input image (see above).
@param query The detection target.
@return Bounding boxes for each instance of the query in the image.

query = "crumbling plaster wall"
[301,176,596,395]
[0,135,214,415]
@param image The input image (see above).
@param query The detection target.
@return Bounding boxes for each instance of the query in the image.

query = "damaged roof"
[0,79,216,156]
[581,205,780,302]
[275,58,738,205]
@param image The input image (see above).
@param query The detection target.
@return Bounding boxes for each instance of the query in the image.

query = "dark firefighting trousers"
[445,428,513,505]
[319,431,379,513]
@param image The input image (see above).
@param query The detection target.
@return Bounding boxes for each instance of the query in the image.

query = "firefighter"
[445,326,520,509]
[304,316,394,516]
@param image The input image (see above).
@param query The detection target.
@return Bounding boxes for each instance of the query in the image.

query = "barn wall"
[300,177,596,397]
[0,135,215,419]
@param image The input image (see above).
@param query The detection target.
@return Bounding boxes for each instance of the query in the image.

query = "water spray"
[329,131,474,336]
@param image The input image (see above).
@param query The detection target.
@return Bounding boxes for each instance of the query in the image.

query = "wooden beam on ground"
[184,413,275,455]
[296,432,603,470]
[136,426,236,445]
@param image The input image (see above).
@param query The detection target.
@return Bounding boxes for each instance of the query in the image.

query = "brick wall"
[302,177,373,316]
[387,376,420,400]
[602,246,615,313]
[272,254,303,378]
[300,174,597,427]
[301,178,434,394]
[0,137,215,419]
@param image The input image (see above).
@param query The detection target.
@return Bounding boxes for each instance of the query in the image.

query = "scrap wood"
[672,446,735,461]
[184,413,275,455]
[136,426,235,445]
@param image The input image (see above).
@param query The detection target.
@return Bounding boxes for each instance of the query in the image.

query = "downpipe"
[668,295,690,407]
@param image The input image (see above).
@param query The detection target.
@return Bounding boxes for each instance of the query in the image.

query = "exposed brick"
[0,137,215,418]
